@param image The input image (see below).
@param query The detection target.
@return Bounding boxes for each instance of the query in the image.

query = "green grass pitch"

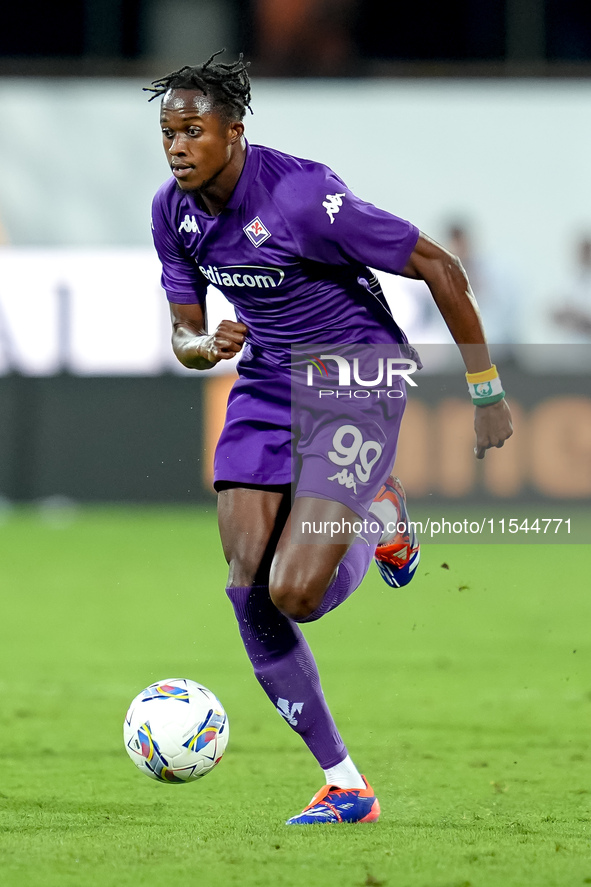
[1,506,590,887]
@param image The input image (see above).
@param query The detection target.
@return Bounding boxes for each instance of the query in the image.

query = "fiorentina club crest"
[243,216,271,247]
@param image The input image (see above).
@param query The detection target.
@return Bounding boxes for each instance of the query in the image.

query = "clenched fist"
[202,320,248,363]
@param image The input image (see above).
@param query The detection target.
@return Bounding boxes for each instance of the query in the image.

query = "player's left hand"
[473,398,513,459]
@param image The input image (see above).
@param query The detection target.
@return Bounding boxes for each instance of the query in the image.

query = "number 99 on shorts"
[327,424,383,489]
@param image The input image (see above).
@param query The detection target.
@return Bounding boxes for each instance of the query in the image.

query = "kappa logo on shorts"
[327,467,358,493]
[243,216,271,247]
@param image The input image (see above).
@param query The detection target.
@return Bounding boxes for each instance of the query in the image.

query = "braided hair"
[144,49,252,121]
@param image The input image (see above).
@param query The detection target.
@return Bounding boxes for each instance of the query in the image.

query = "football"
[123,678,229,783]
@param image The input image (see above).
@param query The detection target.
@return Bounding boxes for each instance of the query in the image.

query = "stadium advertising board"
[0,250,589,511]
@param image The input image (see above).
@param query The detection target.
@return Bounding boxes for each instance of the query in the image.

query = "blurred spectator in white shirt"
[445,222,520,348]
[550,236,591,343]
[377,220,520,352]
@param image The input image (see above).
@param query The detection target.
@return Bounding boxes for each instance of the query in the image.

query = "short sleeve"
[151,186,208,305]
[288,165,419,275]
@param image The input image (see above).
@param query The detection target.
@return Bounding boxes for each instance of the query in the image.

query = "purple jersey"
[151,142,419,355]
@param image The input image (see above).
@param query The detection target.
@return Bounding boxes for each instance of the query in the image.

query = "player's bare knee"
[269,585,316,620]
[268,576,322,620]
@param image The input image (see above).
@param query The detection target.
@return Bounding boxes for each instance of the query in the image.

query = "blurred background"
[0,0,590,508]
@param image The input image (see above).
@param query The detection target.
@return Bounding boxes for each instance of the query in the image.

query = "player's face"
[160,89,244,194]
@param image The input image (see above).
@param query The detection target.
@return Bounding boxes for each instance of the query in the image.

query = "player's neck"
[196,141,247,217]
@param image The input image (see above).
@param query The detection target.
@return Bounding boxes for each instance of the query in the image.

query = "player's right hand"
[473,397,514,459]
[202,320,248,362]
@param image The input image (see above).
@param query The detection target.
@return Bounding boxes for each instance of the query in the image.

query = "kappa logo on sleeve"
[243,216,271,247]
[323,192,346,224]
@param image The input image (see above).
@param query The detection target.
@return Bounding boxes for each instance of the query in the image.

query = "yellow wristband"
[465,364,498,384]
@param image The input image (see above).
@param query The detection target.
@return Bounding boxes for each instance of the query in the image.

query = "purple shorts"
[214,343,408,521]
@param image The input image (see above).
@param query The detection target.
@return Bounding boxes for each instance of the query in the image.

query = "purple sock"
[226,585,347,769]
[296,522,382,623]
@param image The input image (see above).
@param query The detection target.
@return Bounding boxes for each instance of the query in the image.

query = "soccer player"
[146,52,513,825]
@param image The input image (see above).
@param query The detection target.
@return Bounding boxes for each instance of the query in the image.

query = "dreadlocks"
[144,49,252,121]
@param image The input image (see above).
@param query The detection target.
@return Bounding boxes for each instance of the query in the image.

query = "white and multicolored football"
[123,678,229,783]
